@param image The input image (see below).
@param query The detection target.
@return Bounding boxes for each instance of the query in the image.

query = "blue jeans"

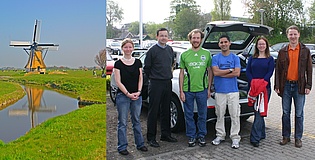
[183,89,207,139]
[250,88,271,143]
[116,92,144,152]
[282,82,305,139]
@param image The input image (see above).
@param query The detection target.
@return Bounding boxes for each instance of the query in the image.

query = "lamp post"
[258,9,265,25]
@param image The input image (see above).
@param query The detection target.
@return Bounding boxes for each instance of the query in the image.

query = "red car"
[106,52,115,76]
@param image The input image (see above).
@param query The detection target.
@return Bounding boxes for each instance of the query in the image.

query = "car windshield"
[204,31,250,45]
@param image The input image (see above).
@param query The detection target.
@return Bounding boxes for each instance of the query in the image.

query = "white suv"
[110,21,273,132]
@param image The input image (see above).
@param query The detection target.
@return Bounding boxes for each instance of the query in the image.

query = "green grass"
[0,81,25,110]
[0,70,106,159]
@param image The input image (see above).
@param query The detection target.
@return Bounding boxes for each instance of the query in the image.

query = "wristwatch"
[229,68,233,73]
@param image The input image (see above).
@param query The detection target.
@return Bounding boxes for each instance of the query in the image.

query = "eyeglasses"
[219,41,229,44]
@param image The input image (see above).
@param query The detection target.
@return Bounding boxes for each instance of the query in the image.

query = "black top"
[114,59,142,93]
[144,44,174,80]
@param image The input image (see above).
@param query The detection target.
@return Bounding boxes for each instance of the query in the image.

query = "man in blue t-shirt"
[211,35,241,149]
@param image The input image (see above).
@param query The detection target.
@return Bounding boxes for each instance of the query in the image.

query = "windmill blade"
[10,41,31,47]
[38,43,59,51]
[41,46,59,51]
[37,43,59,46]
[33,20,41,43]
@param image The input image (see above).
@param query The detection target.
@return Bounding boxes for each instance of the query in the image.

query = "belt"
[287,80,298,84]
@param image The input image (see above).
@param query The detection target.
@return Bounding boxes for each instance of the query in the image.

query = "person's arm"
[305,49,312,94]
[274,51,281,93]
[179,68,185,102]
[207,66,213,99]
[246,56,253,83]
[212,66,232,76]
[135,68,143,97]
[143,49,152,78]
[114,68,132,99]
[263,56,275,81]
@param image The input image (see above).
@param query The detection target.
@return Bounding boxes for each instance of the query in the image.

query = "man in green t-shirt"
[179,29,213,147]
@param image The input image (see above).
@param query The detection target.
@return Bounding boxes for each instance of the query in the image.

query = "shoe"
[280,137,290,145]
[295,139,302,148]
[198,137,206,147]
[188,138,196,147]
[231,139,240,149]
[118,150,129,155]
[250,141,259,147]
[137,146,148,152]
[211,137,225,145]
[147,140,160,147]
[160,136,178,142]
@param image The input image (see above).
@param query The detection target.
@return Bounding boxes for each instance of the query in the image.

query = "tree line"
[106,0,315,44]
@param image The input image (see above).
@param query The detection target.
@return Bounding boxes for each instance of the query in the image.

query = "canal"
[0,85,79,143]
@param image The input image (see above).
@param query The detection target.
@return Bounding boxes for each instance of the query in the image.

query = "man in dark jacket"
[144,28,177,148]
[274,25,312,148]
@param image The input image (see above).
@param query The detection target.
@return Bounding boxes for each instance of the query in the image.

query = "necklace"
[122,57,133,61]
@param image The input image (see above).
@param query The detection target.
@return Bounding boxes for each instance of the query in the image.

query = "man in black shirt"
[144,28,177,147]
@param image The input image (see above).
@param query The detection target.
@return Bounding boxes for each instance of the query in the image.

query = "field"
[0,70,106,159]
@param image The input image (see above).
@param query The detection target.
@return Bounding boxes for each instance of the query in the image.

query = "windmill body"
[10,20,59,73]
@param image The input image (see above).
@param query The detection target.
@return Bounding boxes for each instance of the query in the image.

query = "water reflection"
[0,85,79,143]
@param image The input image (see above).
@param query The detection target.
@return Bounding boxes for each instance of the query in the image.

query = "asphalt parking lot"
[106,66,315,160]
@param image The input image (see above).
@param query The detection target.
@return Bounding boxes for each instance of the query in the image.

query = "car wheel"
[312,55,315,64]
[110,86,117,104]
[170,95,185,133]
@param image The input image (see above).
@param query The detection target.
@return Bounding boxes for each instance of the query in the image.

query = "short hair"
[218,35,230,42]
[156,28,169,36]
[286,25,300,34]
[187,29,204,40]
[121,38,134,48]
[253,36,271,58]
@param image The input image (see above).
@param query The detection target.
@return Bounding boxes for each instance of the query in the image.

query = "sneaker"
[231,139,240,149]
[198,137,206,147]
[188,138,196,147]
[211,137,225,145]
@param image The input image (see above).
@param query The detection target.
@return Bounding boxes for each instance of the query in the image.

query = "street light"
[258,9,265,25]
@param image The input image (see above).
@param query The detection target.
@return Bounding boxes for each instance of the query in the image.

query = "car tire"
[312,55,315,64]
[170,95,185,133]
[109,86,117,104]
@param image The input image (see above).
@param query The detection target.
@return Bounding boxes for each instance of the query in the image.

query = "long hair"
[253,36,270,58]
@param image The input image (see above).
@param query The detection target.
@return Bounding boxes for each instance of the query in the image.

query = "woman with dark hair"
[114,38,147,155]
[246,37,275,147]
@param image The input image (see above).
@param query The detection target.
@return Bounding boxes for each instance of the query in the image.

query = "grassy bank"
[0,70,106,159]
[0,81,25,109]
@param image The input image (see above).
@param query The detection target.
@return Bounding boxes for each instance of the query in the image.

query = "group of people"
[112,25,312,155]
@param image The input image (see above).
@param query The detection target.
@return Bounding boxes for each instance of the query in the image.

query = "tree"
[242,0,304,39]
[173,8,201,40]
[309,1,315,22]
[128,21,147,35]
[211,0,231,21]
[95,49,106,75]
[106,0,123,38]
[145,22,164,39]
[169,0,202,40]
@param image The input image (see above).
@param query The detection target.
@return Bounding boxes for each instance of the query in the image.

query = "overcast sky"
[0,0,105,68]
[113,0,248,27]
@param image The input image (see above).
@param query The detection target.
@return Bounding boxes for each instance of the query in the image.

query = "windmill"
[10,19,59,73]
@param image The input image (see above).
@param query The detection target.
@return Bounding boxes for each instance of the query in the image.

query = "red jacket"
[248,79,268,117]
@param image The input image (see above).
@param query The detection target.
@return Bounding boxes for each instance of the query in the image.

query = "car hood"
[202,21,273,54]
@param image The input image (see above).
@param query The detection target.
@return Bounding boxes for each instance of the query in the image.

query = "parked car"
[270,42,288,52]
[271,42,315,64]
[106,52,115,76]
[242,43,279,62]
[305,43,315,64]
[110,21,273,132]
